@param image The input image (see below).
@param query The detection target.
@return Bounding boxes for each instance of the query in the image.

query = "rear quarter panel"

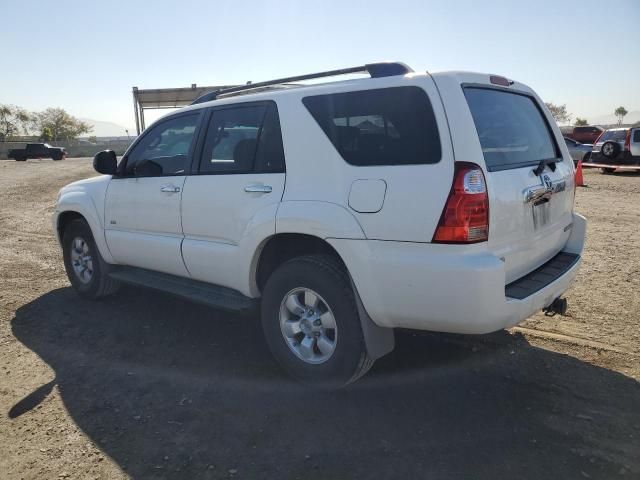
[275,75,453,242]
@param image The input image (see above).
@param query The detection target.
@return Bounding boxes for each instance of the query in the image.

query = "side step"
[108,267,258,313]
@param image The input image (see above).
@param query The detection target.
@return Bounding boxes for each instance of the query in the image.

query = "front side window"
[302,87,441,166]
[633,129,640,143]
[464,87,559,171]
[125,114,199,176]
[199,103,285,174]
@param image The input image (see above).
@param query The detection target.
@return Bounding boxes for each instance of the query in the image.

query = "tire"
[261,254,373,387]
[583,152,591,163]
[15,156,27,162]
[62,218,120,299]
[601,141,620,159]
[600,168,615,174]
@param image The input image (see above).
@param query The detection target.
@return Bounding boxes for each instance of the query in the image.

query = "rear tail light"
[624,129,631,152]
[433,162,489,243]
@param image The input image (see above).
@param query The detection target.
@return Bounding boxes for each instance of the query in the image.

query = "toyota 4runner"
[53,62,586,386]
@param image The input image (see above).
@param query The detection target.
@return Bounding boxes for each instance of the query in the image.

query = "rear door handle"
[244,184,272,194]
[160,185,181,193]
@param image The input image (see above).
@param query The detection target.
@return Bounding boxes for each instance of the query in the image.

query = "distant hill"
[589,111,640,126]
[79,118,133,137]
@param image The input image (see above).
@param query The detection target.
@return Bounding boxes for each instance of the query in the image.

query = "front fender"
[54,190,114,264]
[276,201,365,239]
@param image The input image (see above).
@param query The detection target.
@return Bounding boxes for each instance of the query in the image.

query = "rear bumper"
[590,151,640,165]
[329,213,586,334]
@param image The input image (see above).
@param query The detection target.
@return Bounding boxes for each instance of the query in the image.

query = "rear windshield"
[600,130,627,142]
[464,87,559,171]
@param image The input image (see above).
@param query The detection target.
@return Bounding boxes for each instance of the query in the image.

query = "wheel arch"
[54,193,115,264]
[253,232,394,360]
[254,233,345,293]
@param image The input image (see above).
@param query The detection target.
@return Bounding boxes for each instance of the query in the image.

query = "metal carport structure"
[132,84,234,134]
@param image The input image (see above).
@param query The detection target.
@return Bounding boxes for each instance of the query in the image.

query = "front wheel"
[15,156,27,161]
[261,255,373,387]
[600,167,615,174]
[62,218,119,299]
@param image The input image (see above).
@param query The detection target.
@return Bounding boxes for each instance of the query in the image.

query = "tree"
[614,106,628,125]
[545,102,571,124]
[35,108,92,141]
[0,104,32,141]
[574,117,588,126]
[40,127,53,142]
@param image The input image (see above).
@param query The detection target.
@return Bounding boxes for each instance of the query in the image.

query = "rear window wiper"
[532,158,557,176]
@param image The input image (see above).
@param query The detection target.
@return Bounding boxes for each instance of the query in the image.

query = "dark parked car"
[564,125,604,144]
[8,143,67,161]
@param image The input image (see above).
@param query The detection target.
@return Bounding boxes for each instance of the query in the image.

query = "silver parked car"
[564,137,592,165]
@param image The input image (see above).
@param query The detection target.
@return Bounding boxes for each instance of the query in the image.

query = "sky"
[2,0,639,131]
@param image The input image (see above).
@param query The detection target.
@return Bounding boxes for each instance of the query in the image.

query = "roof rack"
[191,62,413,105]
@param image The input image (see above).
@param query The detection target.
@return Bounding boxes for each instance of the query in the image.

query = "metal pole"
[132,87,141,135]
[140,105,146,131]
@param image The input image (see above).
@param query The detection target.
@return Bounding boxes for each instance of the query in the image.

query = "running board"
[108,267,258,313]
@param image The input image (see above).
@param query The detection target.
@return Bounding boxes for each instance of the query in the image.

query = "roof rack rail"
[191,62,413,105]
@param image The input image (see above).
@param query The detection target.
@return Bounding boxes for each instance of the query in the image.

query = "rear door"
[180,101,286,291]
[631,128,640,157]
[435,74,575,283]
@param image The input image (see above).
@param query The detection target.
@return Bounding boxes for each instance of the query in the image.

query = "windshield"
[464,87,559,171]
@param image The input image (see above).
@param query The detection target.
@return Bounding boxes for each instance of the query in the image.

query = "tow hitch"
[543,297,568,317]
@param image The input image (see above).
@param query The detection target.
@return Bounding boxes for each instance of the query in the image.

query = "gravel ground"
[0,159,639,479]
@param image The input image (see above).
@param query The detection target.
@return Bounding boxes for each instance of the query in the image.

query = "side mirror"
[93,150,117,175]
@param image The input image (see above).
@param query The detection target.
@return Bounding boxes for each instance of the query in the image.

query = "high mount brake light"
[433,163,489,244]
[490,75,512,87]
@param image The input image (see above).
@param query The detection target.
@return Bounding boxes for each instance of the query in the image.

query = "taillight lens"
[624,129,631,152]
[433,163,489,243]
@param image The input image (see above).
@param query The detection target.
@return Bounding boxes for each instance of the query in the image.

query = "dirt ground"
[0,158,638,479]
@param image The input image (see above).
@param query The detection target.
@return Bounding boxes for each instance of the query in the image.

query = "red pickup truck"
[564,126,604,145]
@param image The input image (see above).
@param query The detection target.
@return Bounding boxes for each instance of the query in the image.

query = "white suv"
[53,62,586,386]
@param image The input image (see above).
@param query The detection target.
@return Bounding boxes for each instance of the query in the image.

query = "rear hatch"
[433,73,575,284]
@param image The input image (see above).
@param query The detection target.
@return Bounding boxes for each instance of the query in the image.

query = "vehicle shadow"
[10,287,640,479]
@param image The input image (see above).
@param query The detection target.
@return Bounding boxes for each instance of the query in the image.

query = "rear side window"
[574,127,600,133]
[199,103,285,174]
[302,87,441,166]
[464,87,559,171]
[633,130,640,142]
[599,130,628,143]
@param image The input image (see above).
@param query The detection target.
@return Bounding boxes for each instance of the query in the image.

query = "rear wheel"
[261,254,373,387]
[583,152,591,163]
[601,141,620,159]
[600,167,616,174]
[15,156,27,162]
[62,218,119,299]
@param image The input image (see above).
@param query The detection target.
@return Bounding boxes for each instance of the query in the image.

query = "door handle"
[160,185,181,193]
[244,184,272,194]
